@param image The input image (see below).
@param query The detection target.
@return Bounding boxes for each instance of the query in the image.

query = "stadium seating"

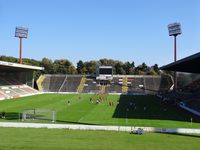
[185,98,200,112]
[0,76,39,99]
[82,76,100,93]
[159,75,173,92]
[181,79,200,93]
[0,77,12,86]
[128,77,145,94]
[0,92,7,100]
[162,78,200,114]
[144,76,159,94]
[59,75,82,92]
[38,74,172,94]
[106,77,122,93]
[160,89,200,115]
[41,74,66,92]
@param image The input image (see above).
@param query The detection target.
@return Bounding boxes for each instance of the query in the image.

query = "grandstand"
[40,74,66,92]
[161,52,200,116]
[82,76,100,93]
[59,75,82,92]
[38,74,172,94]
[0,61,43,100]
[107,77,122,93]
[180,78,200,93]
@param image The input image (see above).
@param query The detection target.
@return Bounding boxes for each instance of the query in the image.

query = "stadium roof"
[0,61,44,71]
[160,52,200,73]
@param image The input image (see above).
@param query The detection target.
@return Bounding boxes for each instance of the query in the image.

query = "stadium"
[0,52,200,149]
[1,1,200,150]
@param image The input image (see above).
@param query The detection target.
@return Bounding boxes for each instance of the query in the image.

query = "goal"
[22,109,56,122]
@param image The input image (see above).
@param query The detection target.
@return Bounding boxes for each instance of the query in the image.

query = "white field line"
[0,122,200,134]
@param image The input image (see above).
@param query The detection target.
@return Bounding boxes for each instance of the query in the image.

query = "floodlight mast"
[15,26,28,64]
[168,22,182,91]
[19,37,22,64]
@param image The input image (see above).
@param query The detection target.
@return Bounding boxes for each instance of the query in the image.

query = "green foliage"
[0,55,18,63]
[153,64,160,74]
[41,57,55,74]
[115,62,125,74]
[53,59,77,74]
[147,69,157,75]
[85,60,98,75]
[0,55,164,76]
[77,60,85,74]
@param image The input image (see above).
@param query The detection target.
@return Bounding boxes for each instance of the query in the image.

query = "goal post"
[22,109,56,122]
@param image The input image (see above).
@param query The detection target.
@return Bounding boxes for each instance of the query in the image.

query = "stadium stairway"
[37,75,46,91]
[58,75,68,92]
[122,76,128,93]
[77,76,86,93]
[100,85,106,93]
[59,76,82,92]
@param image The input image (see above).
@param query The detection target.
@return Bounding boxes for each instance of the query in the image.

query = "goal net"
[22,109,56,122]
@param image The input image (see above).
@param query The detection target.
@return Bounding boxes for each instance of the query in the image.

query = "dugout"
[0,61,44,87]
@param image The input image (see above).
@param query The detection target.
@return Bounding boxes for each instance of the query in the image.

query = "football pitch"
[0,94,200,128]
[0,127,200,150]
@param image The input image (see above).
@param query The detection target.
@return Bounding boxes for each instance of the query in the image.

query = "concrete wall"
[0,122,200,134]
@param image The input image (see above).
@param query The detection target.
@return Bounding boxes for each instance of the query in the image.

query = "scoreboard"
[96,66,113,80]
[99,67,112,75]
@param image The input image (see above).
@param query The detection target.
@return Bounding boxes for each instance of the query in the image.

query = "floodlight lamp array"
[15,26,28,38]
[168,23,181,36]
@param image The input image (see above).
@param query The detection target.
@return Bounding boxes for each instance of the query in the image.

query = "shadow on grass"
[112,95,200,123]
[56,119,99,125]
[0,112,20,120]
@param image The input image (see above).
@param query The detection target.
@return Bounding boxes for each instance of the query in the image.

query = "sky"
[0,0,199,67]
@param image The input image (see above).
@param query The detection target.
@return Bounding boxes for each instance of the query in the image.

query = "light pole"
[15,26,28,64]
[168,23,182,91]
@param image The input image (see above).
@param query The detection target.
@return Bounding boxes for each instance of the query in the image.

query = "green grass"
[0,94,200,128]
[0,127,199,150]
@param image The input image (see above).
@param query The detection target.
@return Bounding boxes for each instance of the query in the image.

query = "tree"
[123,61,134,75]
[0,55,18,63]
[41,58,54,74]
[85,61,98,74]
[131,61,135,68]
[99,58,116,66]
[1,55,168,76]
[147,69,157,75]
[115,62,125,75]
[68,65,77,74]
[141,62,148,72]
[53,59,75,74]
[153,64,160,74]
[77,60,85,74]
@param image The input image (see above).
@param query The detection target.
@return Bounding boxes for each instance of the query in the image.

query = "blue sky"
[0,0,199,66]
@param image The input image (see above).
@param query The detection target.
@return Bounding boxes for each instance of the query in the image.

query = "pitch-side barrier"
[0,122,200,134]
